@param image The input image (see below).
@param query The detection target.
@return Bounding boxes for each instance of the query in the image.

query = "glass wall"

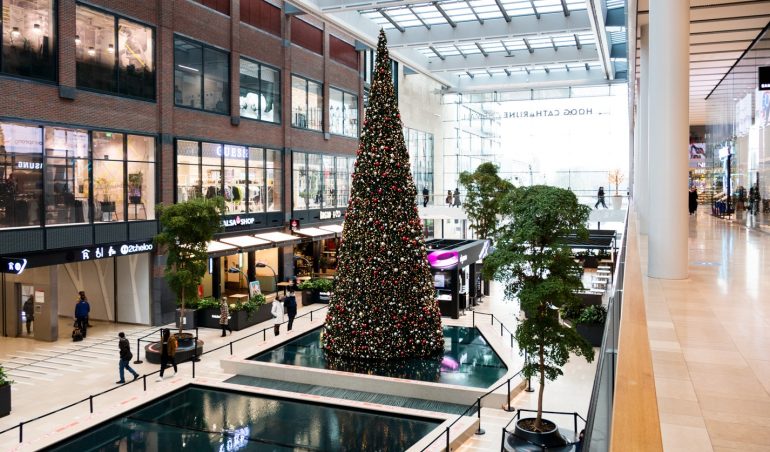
[0,122,155,228]
[292,151,355,210]
[174,36,229,114]
[1,0,56,81]
[76,5,155,99]
[175,140,281,214]
[239,58,280,123]
[291,75,323,131]
[329,87,358,137]
[404,127,434,202]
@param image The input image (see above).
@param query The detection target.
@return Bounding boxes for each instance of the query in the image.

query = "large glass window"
[1,123,44,227]
[127,135,156,220]
[335,156,350,207]
[176,141,281,214]
[291,75,323,131]
[307,153,322,209]
[293,152,355,211]
[239,58,280,123]
[322,155,335,208]
[44,127,89,225]
[174,37,229,114]
[76,5,155,99]
[293,152,307,210]
[405,127,434,203]
[1,0,56,81]
[329,88,358,138]
[93,132,125,222]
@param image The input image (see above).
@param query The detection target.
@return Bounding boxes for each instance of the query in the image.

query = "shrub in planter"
[0,364,13,417]
[575,305,607,347]
[298,278,334,305]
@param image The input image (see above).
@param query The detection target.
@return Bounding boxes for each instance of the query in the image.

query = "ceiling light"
[10,27,20,38]
[88,46,95,56]
[74,35,81,45]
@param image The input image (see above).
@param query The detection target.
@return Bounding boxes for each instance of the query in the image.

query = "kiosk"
[425,239,490,319]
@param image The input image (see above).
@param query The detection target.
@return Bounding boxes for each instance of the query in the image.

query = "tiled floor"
[643,212,770,452]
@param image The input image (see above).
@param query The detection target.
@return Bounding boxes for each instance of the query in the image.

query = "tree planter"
[611,195,622,210]
[507,418,571,451]
[576,323,604,347]
[0,384,10,417]
[301,289,318,306]
[197,303,272,331]
[175,309,197,330]
[144,339,204,365]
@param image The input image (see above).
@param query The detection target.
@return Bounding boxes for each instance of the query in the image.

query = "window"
[292,152,355,211]
[329,88,358,137]
[127,135,156,220]
[239,58,280,123]
[192,0,230,15]
[405,127,434,202]
[240,0,281,36]
[44,127,89,225]
[174,37,229,114]
[293,152,307,210]
[92,132,124,222]
[75,5,155,99]
[0,123,44,227]
[291,75,323,131]
[321,155,335,208]
[335,156,350,207]
[175,140,281,214]
[1,0,56,81]
[306,153,322,209]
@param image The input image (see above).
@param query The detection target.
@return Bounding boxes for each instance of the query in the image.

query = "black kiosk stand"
[426,239,490,319]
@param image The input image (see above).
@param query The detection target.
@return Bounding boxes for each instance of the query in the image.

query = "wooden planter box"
[0,383,10,417]
[576,323,604,347]
[197,303,273,331]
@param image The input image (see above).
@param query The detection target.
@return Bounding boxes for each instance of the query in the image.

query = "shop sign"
[759,66,770,90]
[222,215,256,228]
[78,241,153,261]
[319,209,342,220]
[1,257,28,275]
[16,161,42,170]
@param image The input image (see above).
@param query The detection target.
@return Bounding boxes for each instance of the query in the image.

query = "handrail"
[608,209,663,451]
[0,304,331,445]
[501,408,586,450]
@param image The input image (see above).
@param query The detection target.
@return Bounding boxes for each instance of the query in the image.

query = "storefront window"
[329,88,358,138]
[93,132,125,222]
[127,135,155,220]
[291,75,323,131]
[202,142,222,199]
[1,0,56,81]
[307,153,322,209]
[76,5,155,99]
[329,89,343,135]
[322,155,335,208]
[177,140,200,202]
[174,37,229,114]
[293,152,307,210]
[1,123,44,227]
[248,147,265,212]
[335,156,349,207]
[44,127,89,225]
[405,127,434,202]
[266,149,281,212]
[223,145,247,214]
[239,58,280,123]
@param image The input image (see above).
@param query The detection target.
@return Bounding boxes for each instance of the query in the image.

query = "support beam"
[384,11,591,48]
[433,2,457,28]
[637,25,649,234]
[586,0,613,80]
[426,44,598,72]
[495,0,511,23]
[475,42,489,57]
[560,0,570,17]
[407,5,431,29]
[466,0,484,25]
[378,8,405,33]
[449,68,610,92]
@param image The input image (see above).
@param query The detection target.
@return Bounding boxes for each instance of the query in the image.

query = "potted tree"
[155,196,224,345]
[95,176,116,221]
[459,162,514,296]
[128,171,143,204]
[607,169,625,210]
[484,185,595,448]
[0,364,12,417]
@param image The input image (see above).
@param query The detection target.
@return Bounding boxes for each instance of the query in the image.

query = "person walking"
[271,296,285,336]
[219,297,232,337]
[156,328,177,381]
[74,291,90,338]
[22,295,34,335]
[749,184,760,215]
[445,190,453,207]
[284,291,297,332]
[594,187,607,209]
[688,187,698,215]
[116,332,139,384]
[453,188,461,208]
[422,187,429,207]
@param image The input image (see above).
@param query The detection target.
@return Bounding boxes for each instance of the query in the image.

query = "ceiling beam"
[317,0,424,12]
[448,69,611,93]
[560,0,570,17]
[378,8,405,32]
[586,0,613,80]
[528,0,541,19]
[426,44,599,72]
[384,11,591,48]
[433,2,457,28]
[495,0,511,23]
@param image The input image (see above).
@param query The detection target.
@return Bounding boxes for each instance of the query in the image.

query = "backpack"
[72,328,83,342]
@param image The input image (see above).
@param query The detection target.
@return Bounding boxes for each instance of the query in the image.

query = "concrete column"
[648,0,689,279]
[637,25,649,234]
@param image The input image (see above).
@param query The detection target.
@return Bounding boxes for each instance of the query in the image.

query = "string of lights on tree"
[323,30,443,361]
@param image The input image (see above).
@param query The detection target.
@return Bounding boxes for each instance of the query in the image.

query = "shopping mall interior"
[0,0,769,450]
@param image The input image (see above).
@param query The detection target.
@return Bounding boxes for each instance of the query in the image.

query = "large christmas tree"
[323,30,443,360]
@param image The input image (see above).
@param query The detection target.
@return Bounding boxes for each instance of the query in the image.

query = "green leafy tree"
[458,162,513,241]
[155,197,224,334]
[323,30,443,360]
[483,185,595,432]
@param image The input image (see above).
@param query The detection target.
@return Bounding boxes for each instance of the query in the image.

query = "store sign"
[78,241,153,261]
[1,257,28,275]
[215,144,248,160]
[502,107,597,119]
[221,215,256,228]
[16,161,42,170]
[759,66,770,90]
[319,209,342,220]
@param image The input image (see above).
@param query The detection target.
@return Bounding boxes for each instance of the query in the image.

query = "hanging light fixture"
[107,43,114,53]
[88,46,96,56]
[74,35,81,45]
[10,27,20,39]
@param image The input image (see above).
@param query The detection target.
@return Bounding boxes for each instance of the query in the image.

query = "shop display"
[323,31,443,361]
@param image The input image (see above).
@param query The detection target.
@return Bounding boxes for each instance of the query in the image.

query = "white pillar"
[648,0,689,279]
[637,25,649,234]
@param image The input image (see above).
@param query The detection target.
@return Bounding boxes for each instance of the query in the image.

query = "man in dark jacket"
[22,296,34,334]
[117,332,139,384]
[74,291,90,338]
[284,291,298,331]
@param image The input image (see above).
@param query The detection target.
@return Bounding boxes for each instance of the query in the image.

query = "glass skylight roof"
[455,61,602,78]
[416,32,595,60]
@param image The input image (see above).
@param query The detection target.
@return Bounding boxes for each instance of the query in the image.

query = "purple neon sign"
[427,250,459,269]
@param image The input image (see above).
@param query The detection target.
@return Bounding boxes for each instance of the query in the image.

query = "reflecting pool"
[48,386,440,451]
[250,326,508,388]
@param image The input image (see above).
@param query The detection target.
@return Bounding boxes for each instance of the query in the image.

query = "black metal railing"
[501,408,586,451]
[0,305,331,445]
